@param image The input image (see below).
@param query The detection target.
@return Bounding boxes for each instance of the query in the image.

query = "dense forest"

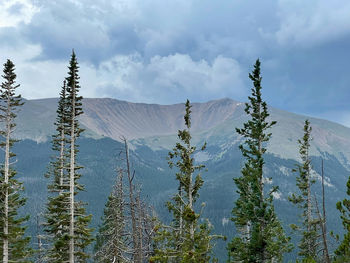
[0,51,350,263]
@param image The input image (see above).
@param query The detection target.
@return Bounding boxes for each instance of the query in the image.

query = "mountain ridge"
[9,97,350,262]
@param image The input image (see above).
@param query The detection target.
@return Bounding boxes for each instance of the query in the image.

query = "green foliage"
[43,51,93,262]
[0,59,32,261]
[288,120,319,261]
[228,59,291,262]
[94,171,128,262]
[0,170,32,261]
[151,100,220,262]
[335,171,350,258]
[43,80,71,262]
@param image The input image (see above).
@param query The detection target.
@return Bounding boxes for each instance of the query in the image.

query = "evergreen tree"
[44,80,71,262]
[0,59,31,262]
[228,59,291,263]
[289,120,319,261]
[151,100,219,263]
[44,51,93,262]
[335,148,350,260]
[95,141,156,263]
[94,169,128,263]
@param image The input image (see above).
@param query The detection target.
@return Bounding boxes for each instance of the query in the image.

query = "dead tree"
[314,159,331,263]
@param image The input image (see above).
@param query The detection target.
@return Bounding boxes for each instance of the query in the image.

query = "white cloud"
[0,45,245,103]
[0,0,39,27]
[0,44,98,99]
[95,53,245,103]
[276,0,350,46]
[1,0,349,124]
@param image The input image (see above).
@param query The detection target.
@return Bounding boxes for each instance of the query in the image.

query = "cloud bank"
[0,0,350,125]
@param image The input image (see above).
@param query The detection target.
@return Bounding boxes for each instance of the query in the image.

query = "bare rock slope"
[16,97,350,165]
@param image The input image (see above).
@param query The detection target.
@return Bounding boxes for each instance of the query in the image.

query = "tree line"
[0,52,350,262]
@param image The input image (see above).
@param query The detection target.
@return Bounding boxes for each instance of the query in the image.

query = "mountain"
[19,97,350,162]
[10,97,350,261]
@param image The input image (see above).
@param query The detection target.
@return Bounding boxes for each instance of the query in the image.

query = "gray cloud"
[0,0,350,125]
[275,0,350,47]
[95,53,245,104]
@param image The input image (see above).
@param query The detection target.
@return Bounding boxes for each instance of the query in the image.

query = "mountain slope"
[18,97,350,164]
[11,97,350,261]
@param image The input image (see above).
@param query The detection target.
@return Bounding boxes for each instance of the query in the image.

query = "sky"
[1,0,350,126]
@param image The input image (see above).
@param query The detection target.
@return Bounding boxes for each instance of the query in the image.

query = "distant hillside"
[10,97,350,262]
[17,97,240,140]
[17,97,350,164]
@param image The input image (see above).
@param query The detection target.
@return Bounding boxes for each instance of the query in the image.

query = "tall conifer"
[44,51,93,262]
[95,141,156,262]
[228,60,291,262]
[44,80,71,262]
[335,152,350,260]
[65,50,94,262]
[94,169,128,263]
[151,100,218,262]
[289,120,319,261]
[0,59,31,262]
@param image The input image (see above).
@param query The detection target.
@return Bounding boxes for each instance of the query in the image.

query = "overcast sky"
[1,0,350,126]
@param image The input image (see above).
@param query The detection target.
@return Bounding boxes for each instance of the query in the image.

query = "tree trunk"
[307,150,312,254]
[257,101,266,262]
[321,159,330,263]
[123,139,139,263]
[136,194,143,262]
[179,187,183,236]
[69,84,76,263]
[3,98,11,263]
[36,214,43,263]
[59,127,65,193]
[188,169,194,241]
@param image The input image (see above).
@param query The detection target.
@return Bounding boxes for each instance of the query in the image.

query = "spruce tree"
[228,59,291,263]
[289,120,319,261]
[151,100,218,263]
[44,51,93,262]
[95,141,156,262]
[335,153,350,260]
[44,80,71,262]
[94,169,128,262]
[0,59,31,262]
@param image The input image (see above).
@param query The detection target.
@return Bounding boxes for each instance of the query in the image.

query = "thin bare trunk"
[59,127,65,194]
[36,214,43,263]
[257,101,266,262]
[307,152,312,253]
[69,85,76,263]
[57,127,65,238]
[320,159,330,263]
[136,194,143,262]
[188,169,194,240]
[3,98,10,263]
[179,187,183,236]
[123,138,139,263]
[116,169,124,261]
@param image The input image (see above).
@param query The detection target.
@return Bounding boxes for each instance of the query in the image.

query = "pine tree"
[65,50,94,262]
[0,59,32,262]
[95,141,156,263]
[335,150,350,260]
[228,59,291,263]
[94,169,128,263]
[289,120,319,261]
[44,80,71,262]
[151,100,219,263]
[44,51,93,262]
